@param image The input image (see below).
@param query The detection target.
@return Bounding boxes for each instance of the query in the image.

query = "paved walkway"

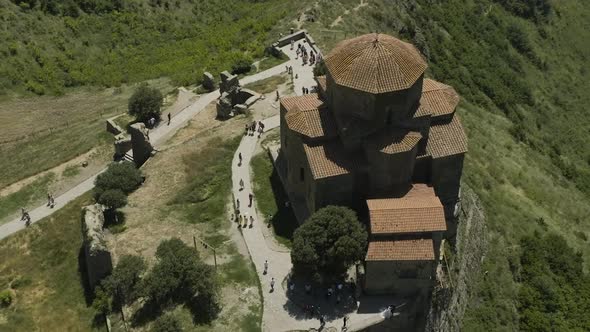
[0,62,287,241]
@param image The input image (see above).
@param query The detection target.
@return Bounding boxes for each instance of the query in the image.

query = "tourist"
[248,193,253,207]
[239,214,243,227]
[245,124,249,136]
[305,283,311,294]
[47,192,51,207]
[337,283,343,293]
[239,179,244,190]
[270,278,275,292]
[264,260,269,274]
[276,90,280,101]
[302,86,305,95]
[249,215,254,227]
[289,281,295,294]
[236,198,240,209]
[290,39,294,50]
[319,315,325,328]
[243,213,248,228]
[167,113,171,125]
[327,286,333,298]
[238,152,243,165]
[49,194,55,209]
[343,316,348,328]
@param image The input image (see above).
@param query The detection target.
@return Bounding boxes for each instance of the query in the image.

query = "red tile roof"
[366,238,435,261]
[365,129,422,154]
[280,93,324,112]
[422,79,460,118]
[303,141,357,179]
[426,115,468,158]
[325,33,427,94]
[367,185,446,234]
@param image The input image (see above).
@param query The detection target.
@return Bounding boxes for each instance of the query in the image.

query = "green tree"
[103,255,146,306]
[128,85,163,123]
[152,313,183,332]
[291,206,367,277]
[141,238,218,319]
[313,59,327,77]
[94,162,143,199]
[97,189,127,210]
[92,285,112,314]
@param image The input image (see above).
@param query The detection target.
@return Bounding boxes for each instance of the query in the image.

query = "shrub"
[103,255,146,306]
[92,285,112,314]
[97,189,127,210]
[0,289,13,307]
[313,59,327,77]
[141,238,217,313]
[94,162,143,197]
[291,206,367,277]
[231,56,254,75]
[152,313,183,332]
[128,85,163,123]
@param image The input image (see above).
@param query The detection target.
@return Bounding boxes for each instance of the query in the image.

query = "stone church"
[279,33,467,295]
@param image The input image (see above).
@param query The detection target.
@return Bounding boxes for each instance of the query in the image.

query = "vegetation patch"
[0,192,103,331]
[250,151,298,248]
[244,74,288,94]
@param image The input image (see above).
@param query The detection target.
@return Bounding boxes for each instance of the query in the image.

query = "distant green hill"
[0,0,295,95]
[305,0,589,330]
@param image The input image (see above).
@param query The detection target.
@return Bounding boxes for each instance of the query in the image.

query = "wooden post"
[193,235,197,250]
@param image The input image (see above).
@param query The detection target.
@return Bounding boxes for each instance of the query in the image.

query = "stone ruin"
[81,204,112,291]
[129,123,154,167]
[216,71,261,119]
[202,71,216,91]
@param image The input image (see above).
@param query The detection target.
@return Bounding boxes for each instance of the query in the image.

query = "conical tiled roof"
[324,33,427,94]
[421,78,460,117]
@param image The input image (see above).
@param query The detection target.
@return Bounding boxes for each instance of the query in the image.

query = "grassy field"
[244,74,289,94]
[302,0,590,330]
[0,78,172,189]
[250,151,298,248]
[0,192,104,331]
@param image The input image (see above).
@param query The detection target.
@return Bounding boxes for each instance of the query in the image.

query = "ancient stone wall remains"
[129,123,153,166]
[202,71,215,91]
[81,204,112,291]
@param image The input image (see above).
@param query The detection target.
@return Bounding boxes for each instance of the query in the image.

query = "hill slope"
[302,0,590,330]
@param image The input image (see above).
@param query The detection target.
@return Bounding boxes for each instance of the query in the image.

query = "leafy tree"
[231,55,253,75]
[128,85,164,123]
[94,162,143,198]
[313,59,327,77]
[103,255,146,306]
[141,238,218,318]
[291,206,367,277]
[92,285,112,314]
[152,313,183,332]
[97,189,127,210]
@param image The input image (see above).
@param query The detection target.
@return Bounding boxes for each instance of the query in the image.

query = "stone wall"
[364,260,435,295]
[129,123,153,166]
[81,204,112,291]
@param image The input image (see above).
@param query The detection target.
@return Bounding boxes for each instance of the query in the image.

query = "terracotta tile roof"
[303,141,357,179]
[426,115,468,158]
[325,33,427,94]
[316,76,327,94]
[366,238,435,261]
[280,93,324,113]
[365,129,422,154]
[285,105,338,139]
[414,98,433,118]
[422,79,460,118]
[367,186,446,234]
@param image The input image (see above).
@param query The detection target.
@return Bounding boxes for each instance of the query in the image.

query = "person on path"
[248,193,253,207]
[319,315,325,328]
[236,198,240,209]
[343,316,348,329]
[245,124,249,136]
[264,260,268,275]
[302,86,305,95]
[167,113,171,125]
[49,194,55,208]
[243,213,248,228]
[276,90,280,101]
[238,152,243,166]
[239,179,244,190]
[47,192,51,207]
[289,281,295,294]
[249,215,254,228]
[270,278,275,292]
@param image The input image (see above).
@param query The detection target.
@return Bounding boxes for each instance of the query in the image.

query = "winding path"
[0,63,286,241]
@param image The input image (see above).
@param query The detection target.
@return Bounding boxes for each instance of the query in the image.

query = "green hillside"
[304,0,590,330]
[0,0,296,95]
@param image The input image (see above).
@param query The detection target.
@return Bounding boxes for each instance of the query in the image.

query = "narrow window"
[300,167,305,182]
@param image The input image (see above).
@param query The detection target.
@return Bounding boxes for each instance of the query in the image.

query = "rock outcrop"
[203,71,215,91]
[81,204,112,290]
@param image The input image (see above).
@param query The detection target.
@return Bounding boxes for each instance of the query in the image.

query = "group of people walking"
[296,43,318,66]
[245,120,265,138]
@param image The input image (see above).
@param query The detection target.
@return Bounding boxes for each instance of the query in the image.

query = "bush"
[97,189,127,210]
[152,314,183,332]
[0,289,12,307]
[92,285,112,314]
[313,59,327,77]
[94,162,143,197]
[291,206,367,277]
[231,56,253,75]
[103,255,146,306]
[128,85,163,123]
[141,238,218,315]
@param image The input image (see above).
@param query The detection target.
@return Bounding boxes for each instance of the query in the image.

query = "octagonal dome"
[324,33,427,94]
